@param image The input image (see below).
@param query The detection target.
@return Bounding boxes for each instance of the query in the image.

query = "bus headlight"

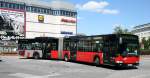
[136,61,139,64]
[116,61,123,63]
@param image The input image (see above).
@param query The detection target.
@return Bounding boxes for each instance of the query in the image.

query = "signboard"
[61,18,76,23]
[38,15,44,23]
[61,31,73,35]
[0,9,25,40]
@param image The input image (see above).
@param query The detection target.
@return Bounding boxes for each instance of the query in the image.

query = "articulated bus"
[18,34,140,67]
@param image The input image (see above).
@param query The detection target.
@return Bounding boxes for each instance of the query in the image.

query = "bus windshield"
[119,35,139,56]
[125,43,138,54]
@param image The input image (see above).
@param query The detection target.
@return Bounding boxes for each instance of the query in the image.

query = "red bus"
[62,34,140,67]
[18,34,140,67]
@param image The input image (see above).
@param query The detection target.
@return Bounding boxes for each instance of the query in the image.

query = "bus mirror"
[119,37,122,44]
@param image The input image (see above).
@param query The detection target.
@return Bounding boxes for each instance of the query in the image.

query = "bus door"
[103,43,111,64]
[42,40,53,59]
[42,43,51,59]
[69,41,77,61]
[44,40,58,59]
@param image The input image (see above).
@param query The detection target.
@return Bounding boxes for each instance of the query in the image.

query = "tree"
[142,37,150,50]
[147,37,150,49]
[113,25,132,34]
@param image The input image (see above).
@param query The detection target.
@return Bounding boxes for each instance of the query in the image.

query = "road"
[0,56,150,78]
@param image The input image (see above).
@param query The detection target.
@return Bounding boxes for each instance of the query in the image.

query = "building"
[0,0,77,39]
[0,0,77,53]
[132,23,150,42]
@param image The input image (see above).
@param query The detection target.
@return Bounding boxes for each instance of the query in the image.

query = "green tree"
[142,37,150,50]
[147,37,150,49]
[113,25,132,34]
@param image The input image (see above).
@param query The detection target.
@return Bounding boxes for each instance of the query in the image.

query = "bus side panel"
[76,51,104,64]
[76,51,86,62]
[97,52,104,64]
[25,50,43,58]
[20,50,33,58]
[24,50,32,58]
[51,50,59,59]
[18,50,25,57]
[82,52,95,63]
[82,52,103,64]
[18,50,31,58]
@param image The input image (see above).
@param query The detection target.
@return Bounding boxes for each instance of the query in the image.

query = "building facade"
[0,0,77,53]
[132,23,150,42]
[0,0,77,39]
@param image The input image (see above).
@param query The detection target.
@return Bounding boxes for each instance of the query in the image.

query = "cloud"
[76,1,119,15]
[77,1,109,10]
[97,9,119,14]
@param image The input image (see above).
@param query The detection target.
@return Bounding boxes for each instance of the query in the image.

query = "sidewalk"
[141,55,150,58]
[0,53,18,56]
[141,55,150,60]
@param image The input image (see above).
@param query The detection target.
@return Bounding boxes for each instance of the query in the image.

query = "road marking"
[9,73,61,78]
[9,73,36,78]
[130,74,150,78]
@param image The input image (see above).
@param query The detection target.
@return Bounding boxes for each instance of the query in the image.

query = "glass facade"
[0,1,77,17]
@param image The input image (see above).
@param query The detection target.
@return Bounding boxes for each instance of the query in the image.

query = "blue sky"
[43,0,150,35]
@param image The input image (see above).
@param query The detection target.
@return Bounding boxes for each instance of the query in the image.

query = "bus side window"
[98,43,103,52]
[63,41,70,51]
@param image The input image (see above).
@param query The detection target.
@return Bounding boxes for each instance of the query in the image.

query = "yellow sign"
[38,15,44,23]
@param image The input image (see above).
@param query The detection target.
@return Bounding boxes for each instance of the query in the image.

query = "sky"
[43,0,150,35]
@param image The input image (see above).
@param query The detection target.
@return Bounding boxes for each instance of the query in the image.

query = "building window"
[20,5,25,10]
[3,2,8,8]
[41,8,44,14]
[0,1,77,17]
[16,4,20,9]
[44,9,47,14]
[8,3,13,8]
[0,1,25,11]
[38,8,41,13]
[33,7,38,13]
[26,6,31,12]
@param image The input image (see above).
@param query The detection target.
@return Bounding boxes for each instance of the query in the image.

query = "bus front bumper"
[115,56,140,66]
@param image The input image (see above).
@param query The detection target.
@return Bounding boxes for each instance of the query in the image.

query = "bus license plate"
[128,64,132,66]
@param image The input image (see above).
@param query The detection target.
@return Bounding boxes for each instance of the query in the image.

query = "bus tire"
[94,57,100,66]
[64,55,69,62]
[33,52,40,59]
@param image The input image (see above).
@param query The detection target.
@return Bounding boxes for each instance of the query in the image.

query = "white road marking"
[9,73,36,78]
[130,74,150,78]
[9,73,61,78]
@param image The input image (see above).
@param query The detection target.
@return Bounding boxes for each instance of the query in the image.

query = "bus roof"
[65,34,138,40]
[18,37,58,43]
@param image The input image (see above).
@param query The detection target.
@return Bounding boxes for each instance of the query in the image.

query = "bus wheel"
[33,52,40,59]
[94,57,100,66]
[64,55,69,62]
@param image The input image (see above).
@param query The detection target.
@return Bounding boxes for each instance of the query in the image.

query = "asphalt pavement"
[0,56,150,78]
